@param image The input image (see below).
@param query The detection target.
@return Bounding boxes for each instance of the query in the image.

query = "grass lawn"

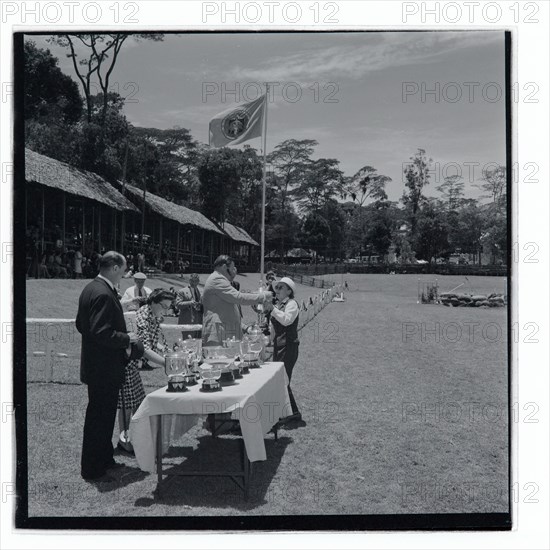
[25,273,509,516]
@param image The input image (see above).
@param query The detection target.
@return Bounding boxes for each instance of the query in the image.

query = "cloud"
[225,31,504,86]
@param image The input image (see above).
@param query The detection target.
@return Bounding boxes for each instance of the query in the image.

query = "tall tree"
[401,148,432,238]
[364,200,396,258]
[436,174,465,210]
[344,165,390,206]
[413,200,449,263]
[293,158,345,212]
[24,40,83,123]
[301,212,331,258]
[268,138,317,258]
[47,33,163,124]
[130,126,200,202]
[449,200,485,263]
[477,164,506,213]
[197,148,241,223]
[232,146,263,238]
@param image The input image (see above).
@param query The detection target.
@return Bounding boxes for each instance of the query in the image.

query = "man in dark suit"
[76,251,140,482]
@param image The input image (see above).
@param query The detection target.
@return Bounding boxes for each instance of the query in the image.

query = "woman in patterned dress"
[117,288,175,454]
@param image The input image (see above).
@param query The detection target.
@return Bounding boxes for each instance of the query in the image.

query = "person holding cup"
[264,276,302,423]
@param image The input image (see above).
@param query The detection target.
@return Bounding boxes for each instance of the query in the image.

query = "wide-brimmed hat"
[276,277,296,293]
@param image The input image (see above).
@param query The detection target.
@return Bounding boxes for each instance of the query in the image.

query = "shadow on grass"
[278,419,307,431]
[86,465,149,493]
[134,435,292,511]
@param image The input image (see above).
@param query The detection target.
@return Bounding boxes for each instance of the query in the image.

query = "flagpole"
[260,83,269,286]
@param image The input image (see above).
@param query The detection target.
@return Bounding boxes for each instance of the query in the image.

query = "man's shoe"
[105,460,125,470]
[83,472,116,483]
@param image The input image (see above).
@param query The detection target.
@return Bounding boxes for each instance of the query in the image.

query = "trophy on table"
[200,346,235,391]
[164,351,190,392]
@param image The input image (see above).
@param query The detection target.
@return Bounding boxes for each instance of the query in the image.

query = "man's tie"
[138,288,143,297]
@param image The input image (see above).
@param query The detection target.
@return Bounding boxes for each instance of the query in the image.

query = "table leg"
[156,415,163,496]
[242,439,250,501]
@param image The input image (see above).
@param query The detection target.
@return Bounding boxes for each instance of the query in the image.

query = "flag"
[209,94,265,147]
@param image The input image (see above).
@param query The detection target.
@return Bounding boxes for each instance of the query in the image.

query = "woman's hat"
[277,276,296,293]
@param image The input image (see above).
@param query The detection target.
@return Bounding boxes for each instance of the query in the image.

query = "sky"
[30,31,507,202]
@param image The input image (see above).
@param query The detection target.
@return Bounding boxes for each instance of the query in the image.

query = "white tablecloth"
[130,362,291,472]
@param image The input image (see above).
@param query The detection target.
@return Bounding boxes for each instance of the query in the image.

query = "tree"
[414,200,449,263]
[401,148,432,237]
[232,146,263,239]
[77,92,131,183]
[364,200,396,258]
[197,148,241,223]
[436,174,465,211]
[344,165,390,206]
[47,33,163,124]
[301,212,331,257]
[477,164,506,213]
[24,40,84,163]
[267,139,317,258]
[24,40,83,124]
[130,126,200,203]
[321,200,347,260]
[480,202,507,264]
[449,201,485,263]
[293,158,345,212]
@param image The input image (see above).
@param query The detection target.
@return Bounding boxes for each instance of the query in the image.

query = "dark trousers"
[81,377,122,479]
[274,342,300,415]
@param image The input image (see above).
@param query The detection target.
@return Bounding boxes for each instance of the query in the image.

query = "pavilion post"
[210,233,214,265]
[201,231,205,268]
[82,203,86,254]
[41,188,45,253]
[176,225,180,264]
[112,210,116,249]
[112,209,116,250]
[92,206,95,250]
[62,193,66,250]
[98,208,102,253]
[191,229,195,267]
[159,219,163,261]
[121,211,125,253]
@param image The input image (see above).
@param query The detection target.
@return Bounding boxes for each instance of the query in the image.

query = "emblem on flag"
[209,94,265,147]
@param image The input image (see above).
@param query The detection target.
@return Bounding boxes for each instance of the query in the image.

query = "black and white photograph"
[6,9,541,536]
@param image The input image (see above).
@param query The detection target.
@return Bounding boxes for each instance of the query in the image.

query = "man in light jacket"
[120,272,152,311]
[202,255,272,346]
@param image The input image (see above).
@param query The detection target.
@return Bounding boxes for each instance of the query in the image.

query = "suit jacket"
[231,280,243,318]
[76,277,130,386]
[175,285,203,325]
[202,271,260,345]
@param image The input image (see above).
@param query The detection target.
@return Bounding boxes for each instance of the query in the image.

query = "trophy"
[241,335,262,370]
[164,351,189,392]
[200,347,234,391]
[223,337,244,379]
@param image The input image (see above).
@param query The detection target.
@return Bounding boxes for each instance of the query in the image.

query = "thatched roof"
[124,183,224,235]
[25,148,139,213]
[220,222,259,246]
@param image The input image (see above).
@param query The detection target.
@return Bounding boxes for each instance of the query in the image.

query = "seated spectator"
[39,253,51,278]
[54,252,69,278]
[46,251,59,277]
